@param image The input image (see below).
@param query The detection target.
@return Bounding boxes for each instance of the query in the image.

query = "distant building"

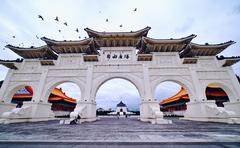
[48,88,77,117]
[160,85,230,117]
[96,108,105,112]
[11,86,33,103]
[160,88,189,117]
[116,101,128,116]
[108,101,135,116]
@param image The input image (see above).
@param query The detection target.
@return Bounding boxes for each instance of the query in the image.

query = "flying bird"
[58,29,61,32]
[76,28,79,33]
[119,24,123,27]
[12,36,15,38]
[134,8,137,11]
[106,18,108,22]
[38,15,44,21]
[78,36,81,39]
[36,35,39,39]
[55,16,59,21]
[63,22,68,26]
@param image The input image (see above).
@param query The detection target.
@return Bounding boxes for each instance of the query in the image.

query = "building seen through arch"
[9,84,77,118]
[160,84,232,117]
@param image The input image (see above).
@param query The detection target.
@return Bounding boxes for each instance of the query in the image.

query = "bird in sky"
[55,16,59,21]
[36,35,39,39]
[119,24,123,27]
[12,36,15,38]
[134,8,137,11]
[76,28,79,33]
[58,29,61,32]
[106,18,108,22]
[78,36,81,39]
[64,22,68,26]
[38,15,44,21]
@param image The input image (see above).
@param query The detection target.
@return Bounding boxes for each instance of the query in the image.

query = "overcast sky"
[0,0,240,110]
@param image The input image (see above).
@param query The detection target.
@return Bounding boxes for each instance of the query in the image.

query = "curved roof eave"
[84,26,151,38]
[141,34,197,44]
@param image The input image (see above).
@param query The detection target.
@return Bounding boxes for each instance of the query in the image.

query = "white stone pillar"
[84,65,93,102]
[224,67,240,117]
[184,67,220,121]
[72,65,97,122]
[0,69,13,103]
[142,64,152,101]
[0,69,16,115]
[27,69,55,119]
[32,69,49,103]
[189,67,206,102]
[226,67,240,101]
[140,64,171,124]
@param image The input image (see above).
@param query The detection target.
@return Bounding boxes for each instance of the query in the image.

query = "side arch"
[41,77,85,103]
[3,82,36,103]
[91,73,144,100]
[151,76,195,101]
[202,80,238,102]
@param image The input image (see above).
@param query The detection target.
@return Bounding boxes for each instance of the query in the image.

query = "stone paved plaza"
[0,117,240,147]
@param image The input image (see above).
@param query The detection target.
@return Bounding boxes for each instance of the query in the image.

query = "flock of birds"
[2,8,138,50]
[37,15,81,39]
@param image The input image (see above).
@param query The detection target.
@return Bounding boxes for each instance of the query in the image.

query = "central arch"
[95,78,141,115]
[91,73,144,100]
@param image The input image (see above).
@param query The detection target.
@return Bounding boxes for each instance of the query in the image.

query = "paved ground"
[0,117,239,147]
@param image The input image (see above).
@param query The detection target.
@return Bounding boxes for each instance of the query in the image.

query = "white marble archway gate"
[0,27,240,124]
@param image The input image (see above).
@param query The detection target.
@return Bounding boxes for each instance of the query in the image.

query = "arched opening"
[11,85,33,108]
[47,82,81,118]
[95,78,140,118]
[205,84,230,107]
[154,81,190,117]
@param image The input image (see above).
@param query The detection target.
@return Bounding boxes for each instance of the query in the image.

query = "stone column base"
[0,102,55,124]
[224,101,240,118]
[140,101,172,124]
[0,102,15,116]
[69,100,97,123]
[183,101,240,124]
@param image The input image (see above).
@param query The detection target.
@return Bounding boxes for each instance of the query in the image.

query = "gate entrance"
[95,78,140,118]
[0,27,240,124]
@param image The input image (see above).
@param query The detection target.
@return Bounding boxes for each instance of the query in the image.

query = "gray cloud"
[233,4,240,14]
[175,18,195,33]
